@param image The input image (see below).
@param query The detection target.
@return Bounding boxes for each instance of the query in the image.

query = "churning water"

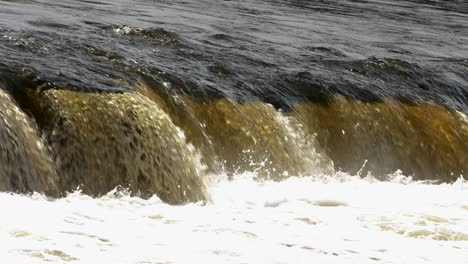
[0,0,467,263]
[2,174,468,263]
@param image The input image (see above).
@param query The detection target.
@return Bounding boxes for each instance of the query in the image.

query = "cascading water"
[0,88,59,195]
[0,0,467,263]
[135,81,334,178]
[294,96,468,181]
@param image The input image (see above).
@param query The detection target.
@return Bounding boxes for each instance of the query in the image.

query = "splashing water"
[1,172,467,263]
[1,0,468,263]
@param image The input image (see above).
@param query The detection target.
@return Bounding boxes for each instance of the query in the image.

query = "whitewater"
[1,172,467,264]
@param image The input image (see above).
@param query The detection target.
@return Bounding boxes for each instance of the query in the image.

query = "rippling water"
[1,0,468,263]
[1,0,468,105]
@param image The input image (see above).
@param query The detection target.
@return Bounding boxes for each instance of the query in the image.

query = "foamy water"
[1,173,468,264]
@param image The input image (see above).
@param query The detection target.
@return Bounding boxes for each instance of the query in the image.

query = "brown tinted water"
[0,0,467,201]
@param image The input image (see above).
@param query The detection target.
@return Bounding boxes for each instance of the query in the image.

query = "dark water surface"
[1,0,467,106]
[0,0,467,201]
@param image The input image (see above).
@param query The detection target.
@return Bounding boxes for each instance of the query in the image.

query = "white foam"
[1,173,468,263]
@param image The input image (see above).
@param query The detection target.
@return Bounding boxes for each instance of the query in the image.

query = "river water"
[2,173,468,263]
[0,0,467,263]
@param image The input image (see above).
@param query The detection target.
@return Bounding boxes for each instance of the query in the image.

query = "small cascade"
[18,88,208,204]
[0,88,59,195]
[178,97,334,179]
[135,82,334,179]
[294,96,468,181]
[1,81,466,201]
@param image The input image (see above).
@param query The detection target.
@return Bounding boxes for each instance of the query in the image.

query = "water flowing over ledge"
[0,0,467,262]
[1,81,467,200]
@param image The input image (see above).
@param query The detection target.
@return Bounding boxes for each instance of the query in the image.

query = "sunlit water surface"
[1,173,467,264]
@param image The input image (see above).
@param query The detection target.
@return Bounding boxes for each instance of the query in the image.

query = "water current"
[0,0,467,263]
